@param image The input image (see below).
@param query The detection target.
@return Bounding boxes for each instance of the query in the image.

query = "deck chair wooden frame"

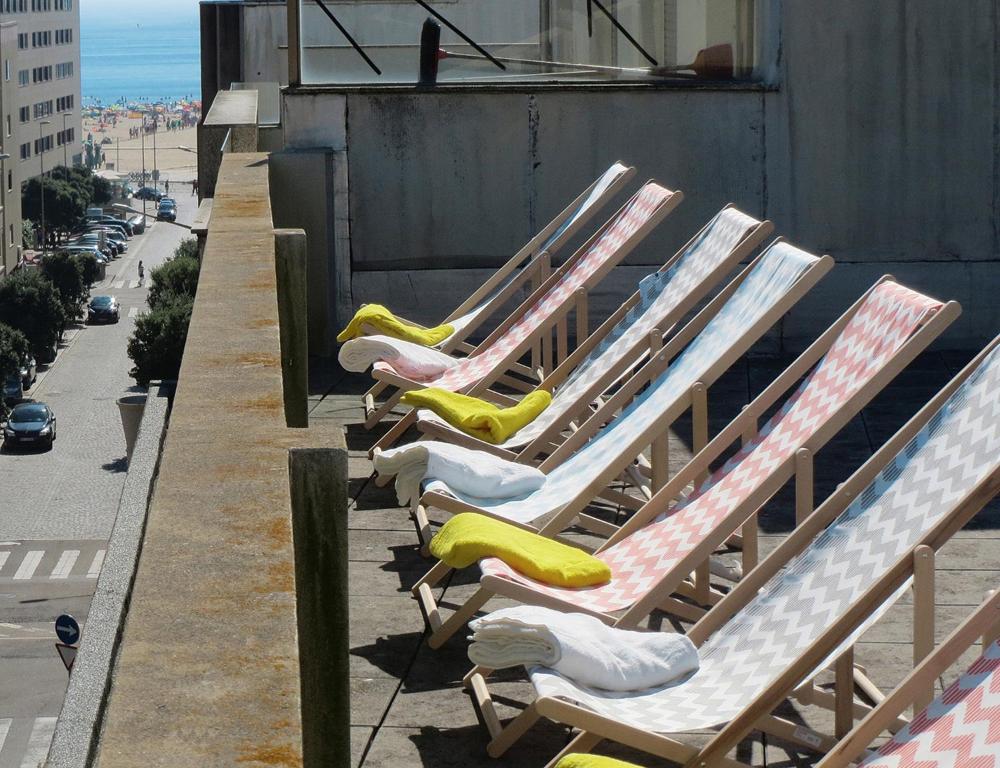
[365,182,684,447]
[467,335,997,768]
[361,163,636,410]
[816,589,1000,768]
[412,279,958,650]
[413,207,775,463]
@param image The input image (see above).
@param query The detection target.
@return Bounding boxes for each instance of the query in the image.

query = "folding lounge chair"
[817,589,1000,768]
[355,181,683,442]
[359,162,636,411]
[413,279,956,649]
[414,206,774,461]
[468,336,1000,767]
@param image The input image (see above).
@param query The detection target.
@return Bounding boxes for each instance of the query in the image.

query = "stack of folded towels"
[467,605,699,692]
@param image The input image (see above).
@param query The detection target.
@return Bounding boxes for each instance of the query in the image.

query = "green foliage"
[21,219,34,248]
[75,252,101,287]
[22,166,115,235]
[0,269,65,362]
[127,295,194,387]
[147,240,200,309]
[0,323,30,385]
[41,251,88,321]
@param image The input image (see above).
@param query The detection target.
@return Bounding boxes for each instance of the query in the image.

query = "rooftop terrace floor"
[309,349,1000,768]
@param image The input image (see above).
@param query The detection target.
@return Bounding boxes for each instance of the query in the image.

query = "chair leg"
[542,731,604,768]
[427,586,493,649]
[369,409,417,455]
[463,663,494,691]
[412,502,435,555]
[364,388,404,430]
[486,701,542,758]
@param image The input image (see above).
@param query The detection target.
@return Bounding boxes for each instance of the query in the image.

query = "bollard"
[116,394,147,464]
[274,229,309,428]
[288,447,350,768]
[419,17,442,85]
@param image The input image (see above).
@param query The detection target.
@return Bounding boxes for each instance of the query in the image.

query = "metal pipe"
[312,0,382,75]
[412,0,505,70]
[590,0,658,66]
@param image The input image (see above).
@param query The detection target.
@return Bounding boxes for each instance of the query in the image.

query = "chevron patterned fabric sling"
[528,342,1000,733]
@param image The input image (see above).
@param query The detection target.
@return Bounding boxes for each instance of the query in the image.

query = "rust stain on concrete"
[235,743,301,767]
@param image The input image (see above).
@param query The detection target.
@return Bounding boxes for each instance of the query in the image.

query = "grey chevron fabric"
[531,345,1000,733]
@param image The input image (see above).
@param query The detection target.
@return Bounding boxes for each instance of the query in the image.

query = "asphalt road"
[0,183,197,768]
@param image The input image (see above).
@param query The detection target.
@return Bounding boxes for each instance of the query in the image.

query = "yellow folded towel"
[337,304,454,346]
[429,513,611,587]
[555,756,643,768]
[401,388,552,444]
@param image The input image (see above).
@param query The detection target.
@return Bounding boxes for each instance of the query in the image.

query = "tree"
[0,323,30,421]
[147,239,200,309]
[0,269,65,363]
[41,251,87,321]
[21,176,87,236]
[127,295,194,386]
[75,252,101,287]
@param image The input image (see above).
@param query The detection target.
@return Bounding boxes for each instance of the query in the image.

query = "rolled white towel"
[338,335,458,379]
[373,441,546,506]
[468,606,699,692]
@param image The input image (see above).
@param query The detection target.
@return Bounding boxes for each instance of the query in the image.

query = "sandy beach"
[82,113,198,183]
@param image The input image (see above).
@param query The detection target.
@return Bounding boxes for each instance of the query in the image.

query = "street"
[0,182,196,768]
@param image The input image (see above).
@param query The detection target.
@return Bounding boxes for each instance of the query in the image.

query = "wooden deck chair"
[350,181,683,438]
[413,206,774,460]
[466,335,1000,767]
[413,279,956,649]
[817,589,1000,768]
[360,162,636,408]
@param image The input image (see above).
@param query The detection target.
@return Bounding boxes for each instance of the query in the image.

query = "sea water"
[81,14,200,106]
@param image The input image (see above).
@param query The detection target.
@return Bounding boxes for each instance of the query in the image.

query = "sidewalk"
[308,350,1000,767]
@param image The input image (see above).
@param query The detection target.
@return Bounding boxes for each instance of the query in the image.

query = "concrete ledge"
[46,383,172,768]
[91,152,347,768]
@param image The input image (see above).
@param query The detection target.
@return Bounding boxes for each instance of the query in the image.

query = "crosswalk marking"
[19,717,56,768]
[49,550,79,580]
[12,552,42,581]
[129,279,140,289]
[128,306,139,318]
[0,718,10,755]
[0,553,8,571]
[112,280,125,289]
[87,550,105,579]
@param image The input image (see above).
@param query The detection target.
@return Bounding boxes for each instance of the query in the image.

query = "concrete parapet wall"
[89,152,348,768]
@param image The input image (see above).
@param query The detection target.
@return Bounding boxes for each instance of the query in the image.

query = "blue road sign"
[55,614,80,645]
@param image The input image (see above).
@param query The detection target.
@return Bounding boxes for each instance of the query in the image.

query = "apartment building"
[0,0,81,271]
[0,20,22,275]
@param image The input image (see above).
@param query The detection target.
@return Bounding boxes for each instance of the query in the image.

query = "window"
[32,65,52,83]
[4,60,9,82]
[56,94,73,111]
[56,62,73,78]
[18,106,28,122]
[55,28,72,44]
[32,100,52,118]
[57,127,73,146]
[17,33,27,50]
[4,114,9,137]
[17,69,27,87]
[34,134,53,154]
[6,170,10,193]
[19,142,30,160]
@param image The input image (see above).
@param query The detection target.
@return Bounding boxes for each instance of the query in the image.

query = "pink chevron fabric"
[860,641,1000,767]
[482,282,942,613]
[373,183,673,391]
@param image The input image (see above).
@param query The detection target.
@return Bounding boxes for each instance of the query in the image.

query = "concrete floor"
[308,349,1000,768]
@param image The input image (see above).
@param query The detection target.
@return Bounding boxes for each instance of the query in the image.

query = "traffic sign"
[54,614,80,645]
[56,643,77,672]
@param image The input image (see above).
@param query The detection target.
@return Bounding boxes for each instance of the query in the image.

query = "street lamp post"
[140,118,147,219]
[152,118,158,191]
[62,113,68,166]
[39,119,51,253]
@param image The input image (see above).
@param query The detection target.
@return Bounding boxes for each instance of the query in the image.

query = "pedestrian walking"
[164,180,169,194]
[138,260,144,283]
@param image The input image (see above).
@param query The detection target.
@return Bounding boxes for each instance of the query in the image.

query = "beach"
[82,110,199,183]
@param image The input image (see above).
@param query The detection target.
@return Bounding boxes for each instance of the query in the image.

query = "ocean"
[81,16,201,106]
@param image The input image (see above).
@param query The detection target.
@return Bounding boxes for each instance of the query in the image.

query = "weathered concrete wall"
[282,1,999,350]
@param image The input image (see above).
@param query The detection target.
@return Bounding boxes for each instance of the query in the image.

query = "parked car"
[134,187,162,202]
[157,203,176,222]
[127,214,146,234]
[71,234,118,258]
[61,245,109,265]
[3,402,56,449]
[85,227,129,252]
[160,197,177,208]
[84,220,131,239]
[3,374,23,404]
[19,355,36,389]
[86,215,133,236]
[87,295,120,324]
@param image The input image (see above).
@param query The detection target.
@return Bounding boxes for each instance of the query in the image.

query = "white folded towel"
[373,441,546,506]
[338,335,458,379]
[468,606,699,692]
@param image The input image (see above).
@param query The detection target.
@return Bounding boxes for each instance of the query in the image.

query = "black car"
[3,402,56,449]
[87,216,134,236]
[134,187,162,202]
[87,295,120,324]
[157,204,176,222]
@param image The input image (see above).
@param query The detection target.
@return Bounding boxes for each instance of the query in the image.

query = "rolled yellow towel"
[337,304,454,346]
[555,755,644,768]
[429,513,611,588]
[401,388,551,444]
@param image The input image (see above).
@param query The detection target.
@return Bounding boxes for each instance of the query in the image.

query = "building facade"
[0,0,81,271]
